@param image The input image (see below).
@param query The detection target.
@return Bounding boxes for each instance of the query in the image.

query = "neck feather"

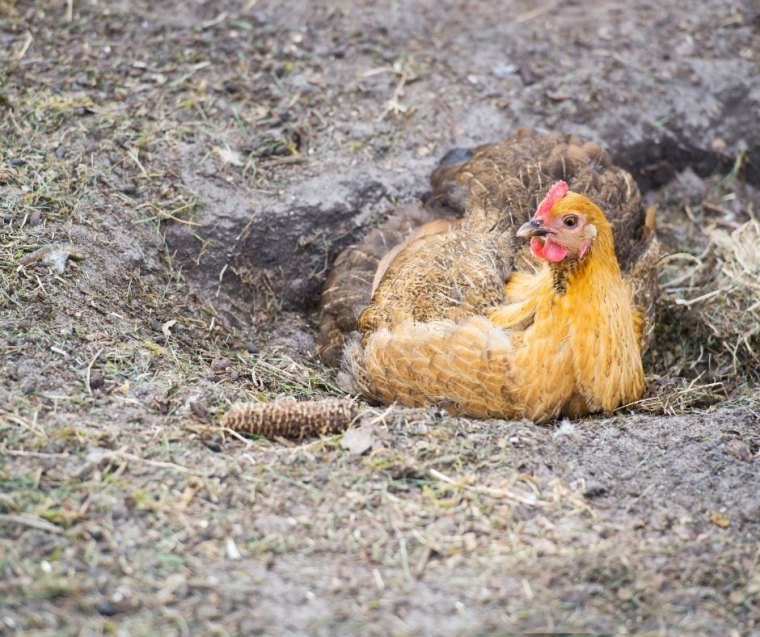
[550,222,617,293]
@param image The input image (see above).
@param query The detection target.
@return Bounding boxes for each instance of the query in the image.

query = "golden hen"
[346,181,649,422]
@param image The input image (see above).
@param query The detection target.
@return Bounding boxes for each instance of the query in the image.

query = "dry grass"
[688,220,760,374]
[633,217,759,415]
[640,159,760,419]
[658,219,760,384]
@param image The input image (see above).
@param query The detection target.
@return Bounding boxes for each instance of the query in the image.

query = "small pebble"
[491,62,517,78]
[195,604,220,621]
[89,373,105,390]
[203,438,222,453]
[188,399,208,419]
[111,505,128,520]
[21,380,35,395]
[87,527,104,541]
[211,356,232,372]
[724,438,753,462]
[96,600,118,617]
[583,482,609,499]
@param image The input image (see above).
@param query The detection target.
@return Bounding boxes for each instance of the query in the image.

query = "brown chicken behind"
[317,129,658,366]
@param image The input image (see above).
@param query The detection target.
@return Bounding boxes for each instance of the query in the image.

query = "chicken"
[344,179,652,422]
[317,129,658,367]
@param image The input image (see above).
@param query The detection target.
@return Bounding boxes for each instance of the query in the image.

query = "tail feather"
[345,317,526,419]
[344,312,586,422]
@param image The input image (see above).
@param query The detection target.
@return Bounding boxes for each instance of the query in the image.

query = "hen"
[317,129,659,421]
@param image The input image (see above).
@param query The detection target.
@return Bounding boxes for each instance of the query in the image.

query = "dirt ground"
[1,1,759,635]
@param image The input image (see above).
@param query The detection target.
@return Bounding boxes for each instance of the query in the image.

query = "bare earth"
[1,1,759,635]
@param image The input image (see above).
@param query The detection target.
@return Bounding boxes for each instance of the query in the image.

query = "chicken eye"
[563,215,578,228]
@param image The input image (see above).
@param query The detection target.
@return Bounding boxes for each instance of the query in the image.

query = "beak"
[517,219,554,238]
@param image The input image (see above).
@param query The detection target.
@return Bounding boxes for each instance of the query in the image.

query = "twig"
[103,448,208,475]
[252,360,310,387]
[18,244,88,268]
[365,404,395,426]
[127,147,149,178]
[675,286,733,307]
[200,11,228,30]
[656,252,702,267]
[377,71,409,121]
[2,449,69,458]
[85,347,104,396]
[0,513,63,535]
[399,538,412,583]
[219,426,256,447]
[14,31,33,61]
[414,545,432,579]
[702,201,738,218]
[0,409,47,438]
[428,468,544,506]
[515,2,558,23]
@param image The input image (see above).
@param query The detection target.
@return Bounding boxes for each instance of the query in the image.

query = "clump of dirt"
[1,1,759,636]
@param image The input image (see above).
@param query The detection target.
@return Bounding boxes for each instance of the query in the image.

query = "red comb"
[535,181,569,220]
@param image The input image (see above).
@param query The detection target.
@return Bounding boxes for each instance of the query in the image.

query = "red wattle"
[544,239,568,262]
[530,236,567,262]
